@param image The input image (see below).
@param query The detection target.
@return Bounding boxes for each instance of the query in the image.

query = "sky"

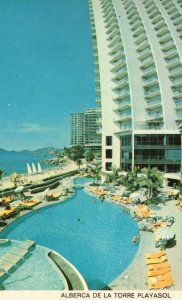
[0,0,96,150]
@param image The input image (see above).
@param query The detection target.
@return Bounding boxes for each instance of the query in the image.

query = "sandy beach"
[0,160,78,191]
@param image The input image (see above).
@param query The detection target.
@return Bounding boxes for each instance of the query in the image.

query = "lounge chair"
[146,255,167,265]
[146,250,166,259]
[147,262,170,271]
[18,240,36,250]
[147,267,170,277]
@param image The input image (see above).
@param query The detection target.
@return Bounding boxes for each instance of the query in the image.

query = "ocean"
[0,150,55,176]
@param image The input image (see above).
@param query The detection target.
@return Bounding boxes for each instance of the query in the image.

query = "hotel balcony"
[105,15,117,28]
[135,33,147,45]
[113,100,131,111]
[167,57,181,69]
[165,48,179,60]
[138,48,152,61]
[146,4,157,14]
[137,40,150,52]
[114,113,132,123]
[176,23,182,32]
[159,33,172,44]
[123,0,133,10]
[161,41,175,52]
[112,79,128,91]
[129,14,140,25]
[112,68,128,80]
[169,67,182,77]
[111,60,126,72]
[147,101,162,110]
[125,3,136,15]
[127,8,137,20]
[107,27,120,41]
[171,11,181,20]
[104,10,116,24]
[131,20,142,32]
[144,90,161,99]
[140,56,154,68]
[173,89,182,98]
[151,14,163,25]
[113,90,130,101]
[144,0,154,9]
[174,16,182,25]
[167,6,176,15]
[154,20,166,31]
[171,78,182,88]
[114,126,132,134]
[103,5,114,17]
[148,9,159,19]
[132,26,145,38]
[176,114,182,121]
[157,26,169,37]
[110,50,124,63]
[109,44,123,56]
[141,66,156,77]
[143,78,159,88]
[106,22,119,35]
[108,35,122,49]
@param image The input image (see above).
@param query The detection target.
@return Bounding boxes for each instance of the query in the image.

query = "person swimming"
[132,236,140,244]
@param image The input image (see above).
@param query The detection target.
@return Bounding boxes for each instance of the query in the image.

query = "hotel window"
[106,149,112,158]
[106,136,112,146]
[105,162,112,171]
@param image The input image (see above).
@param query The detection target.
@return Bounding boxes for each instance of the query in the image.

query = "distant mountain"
[0,147,63,154]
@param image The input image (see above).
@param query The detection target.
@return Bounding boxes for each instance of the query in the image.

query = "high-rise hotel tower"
[88,0,182,173]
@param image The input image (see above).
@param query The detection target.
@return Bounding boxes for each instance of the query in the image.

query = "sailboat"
[37,162,42,173]
[27,163,33,175]
[32,162,37,174]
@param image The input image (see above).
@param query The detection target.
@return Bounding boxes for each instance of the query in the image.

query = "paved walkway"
[108,199,182,290]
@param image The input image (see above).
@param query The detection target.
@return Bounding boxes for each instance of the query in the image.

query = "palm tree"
[88,164,102,185]
[116,166,140,192]
[138,167,164,199]
[76,159,83,171]
[103,166,121,183]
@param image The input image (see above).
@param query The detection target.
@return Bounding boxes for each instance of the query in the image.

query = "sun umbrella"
[155,228,175,240]
[148,204,161,210]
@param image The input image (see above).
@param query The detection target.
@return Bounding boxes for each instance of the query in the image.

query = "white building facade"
[88,0,182,172]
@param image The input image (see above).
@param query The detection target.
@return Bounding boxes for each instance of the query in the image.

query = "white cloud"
[19,123,58,133]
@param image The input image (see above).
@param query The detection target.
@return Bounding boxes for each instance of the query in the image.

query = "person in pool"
[132,236,140,244]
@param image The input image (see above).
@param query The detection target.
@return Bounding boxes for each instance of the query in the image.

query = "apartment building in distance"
[88,0,182,173]
[71,108,101,153]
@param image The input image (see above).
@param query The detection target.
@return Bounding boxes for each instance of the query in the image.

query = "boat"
[27,163,33,175]
[37,162,42,173]
[32,163,37,174]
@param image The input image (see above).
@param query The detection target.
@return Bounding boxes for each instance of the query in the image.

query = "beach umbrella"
[148,204,161,211]
[155,228,175,240]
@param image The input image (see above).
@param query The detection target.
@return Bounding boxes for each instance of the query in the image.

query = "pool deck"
[108,199,182,290]
[1,175,182,291]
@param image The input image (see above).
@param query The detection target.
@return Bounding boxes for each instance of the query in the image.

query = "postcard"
[0,0,182,299]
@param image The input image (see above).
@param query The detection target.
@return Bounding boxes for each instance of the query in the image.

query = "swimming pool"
[0,178,139,290]
[0,240,66,290]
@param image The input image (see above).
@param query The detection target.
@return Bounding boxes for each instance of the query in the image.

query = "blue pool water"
[0,178,139,290]
[0,240,66,290]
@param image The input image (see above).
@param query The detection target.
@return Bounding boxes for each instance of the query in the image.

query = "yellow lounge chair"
[146,255,167,265]
[147,267,170,277]
[146,250,166,259]
[147,262,170,271]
